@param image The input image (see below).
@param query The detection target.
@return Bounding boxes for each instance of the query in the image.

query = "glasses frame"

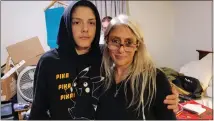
[106,39,139,52]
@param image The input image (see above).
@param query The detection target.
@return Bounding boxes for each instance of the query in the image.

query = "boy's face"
[72,6,96,49]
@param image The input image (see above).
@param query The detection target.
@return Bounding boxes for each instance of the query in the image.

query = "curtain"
[91,0,128,20]
[55,0,128,20]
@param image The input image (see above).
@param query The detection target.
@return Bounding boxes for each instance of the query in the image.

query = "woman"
[29,0,178,120]
[96,14,177,120]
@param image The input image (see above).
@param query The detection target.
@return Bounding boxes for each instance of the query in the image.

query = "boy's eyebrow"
[72,18,81,20]
[72,18,96,21]
[89,18,96,21]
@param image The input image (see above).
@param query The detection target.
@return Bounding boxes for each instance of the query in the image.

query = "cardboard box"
[6,36,45,69]
[1,73,17,101]
[1,59,17,101]
[2,36,45,101]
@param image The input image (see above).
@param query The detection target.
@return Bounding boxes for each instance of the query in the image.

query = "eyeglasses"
[107,39,138,52]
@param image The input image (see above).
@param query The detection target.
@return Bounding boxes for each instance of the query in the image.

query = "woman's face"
[72,6,96,49]
[107,25,138,68]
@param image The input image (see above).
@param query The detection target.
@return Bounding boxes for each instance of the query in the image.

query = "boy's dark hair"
[101,16,112,22]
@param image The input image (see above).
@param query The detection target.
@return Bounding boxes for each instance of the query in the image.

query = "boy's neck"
[75,46,90,55]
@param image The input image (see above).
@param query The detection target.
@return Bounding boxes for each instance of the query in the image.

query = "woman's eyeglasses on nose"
[107,39,138,52]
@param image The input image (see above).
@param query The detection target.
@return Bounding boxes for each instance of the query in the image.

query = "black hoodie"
[29,0,104,120]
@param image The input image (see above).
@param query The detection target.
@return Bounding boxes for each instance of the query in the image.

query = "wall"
[128,1,212,70]
[171,1,212,70]
[1,1,51,66]
[128,1,175,68]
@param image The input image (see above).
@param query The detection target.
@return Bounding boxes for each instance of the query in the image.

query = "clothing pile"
[160,67,203,100]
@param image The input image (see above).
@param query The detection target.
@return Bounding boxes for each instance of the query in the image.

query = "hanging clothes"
[45,7,64,49]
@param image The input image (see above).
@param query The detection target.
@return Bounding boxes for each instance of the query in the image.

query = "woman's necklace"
[113,67,128,98]
[114,81,124,97]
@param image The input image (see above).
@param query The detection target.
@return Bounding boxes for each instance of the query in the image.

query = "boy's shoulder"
[40,49,59,60]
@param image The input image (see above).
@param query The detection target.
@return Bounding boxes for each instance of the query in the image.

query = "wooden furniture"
[196,50,213,60]
[14,103,31,120]
[16,108,30,120]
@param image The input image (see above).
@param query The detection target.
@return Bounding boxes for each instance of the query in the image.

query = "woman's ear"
[135,40,140,51]
[134,47,138,52]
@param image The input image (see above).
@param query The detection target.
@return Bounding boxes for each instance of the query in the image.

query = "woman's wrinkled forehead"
[109,24,136,38]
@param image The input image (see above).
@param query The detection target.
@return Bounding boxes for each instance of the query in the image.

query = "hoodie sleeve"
[153,70,176,120]
[29,56,50,120]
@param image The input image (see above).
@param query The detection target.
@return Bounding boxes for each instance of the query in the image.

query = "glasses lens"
[107,40,137,52]
[124,46,133,52]
[108,44,119,51]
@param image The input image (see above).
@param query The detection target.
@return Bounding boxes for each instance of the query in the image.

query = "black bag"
[172,76,203,99]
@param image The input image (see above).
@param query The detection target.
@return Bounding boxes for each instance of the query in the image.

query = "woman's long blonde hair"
[101,14,157,115]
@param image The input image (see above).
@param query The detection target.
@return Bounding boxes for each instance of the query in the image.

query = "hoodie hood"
[57,0,101,58]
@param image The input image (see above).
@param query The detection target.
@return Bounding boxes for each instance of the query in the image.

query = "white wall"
[1,1,51,66]
[128,1,212,70]
[171,1,212,70]
[128,1,175,68]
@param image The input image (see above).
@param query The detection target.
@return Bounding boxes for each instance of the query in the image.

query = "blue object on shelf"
[1,102,12,116]
[45,7,64,49]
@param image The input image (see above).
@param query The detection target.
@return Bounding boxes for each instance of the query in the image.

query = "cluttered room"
[1,0,213,120]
